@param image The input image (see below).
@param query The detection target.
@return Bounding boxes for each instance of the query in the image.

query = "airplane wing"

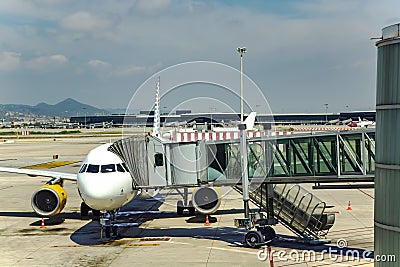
[0,167,77,181]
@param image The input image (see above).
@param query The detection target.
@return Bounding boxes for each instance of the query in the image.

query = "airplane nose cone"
[77,173,134,211]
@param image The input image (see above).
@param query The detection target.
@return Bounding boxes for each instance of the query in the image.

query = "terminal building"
[70,110,375,128]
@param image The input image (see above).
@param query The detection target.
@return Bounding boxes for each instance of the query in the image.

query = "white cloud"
[49,54,68,64]
[1,0,400,110]
[60,11,112,32]
[88,59,112,69]
[0,52,21,71]
[25,54,68,70]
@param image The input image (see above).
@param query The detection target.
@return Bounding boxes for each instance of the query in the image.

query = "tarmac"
[0,135,376,266]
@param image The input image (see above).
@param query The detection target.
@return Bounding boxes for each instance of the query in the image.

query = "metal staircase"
[235,183,335,240]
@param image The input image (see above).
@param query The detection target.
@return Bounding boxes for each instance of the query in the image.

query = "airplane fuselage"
[77,144,137,212]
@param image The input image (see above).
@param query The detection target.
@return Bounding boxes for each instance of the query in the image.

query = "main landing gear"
[175,188,195,216]
[177,200,196,216]
[80,202,100,218]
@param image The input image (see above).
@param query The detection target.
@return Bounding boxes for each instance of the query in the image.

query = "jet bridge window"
[101,164,115,173]
[86,164,100,173]
[154,153,164,167]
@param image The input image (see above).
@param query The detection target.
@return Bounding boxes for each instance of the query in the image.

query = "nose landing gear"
[101,210,119,238]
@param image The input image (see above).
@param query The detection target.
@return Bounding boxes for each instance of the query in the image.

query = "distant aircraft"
[340,118,352,125]
[348,117,375,127]
[211,112,258,132]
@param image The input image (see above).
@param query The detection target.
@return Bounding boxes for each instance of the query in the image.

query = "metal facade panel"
[375,27,400,265]
[375,110,400,164]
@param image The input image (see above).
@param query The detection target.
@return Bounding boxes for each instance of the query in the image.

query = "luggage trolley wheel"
[260,226,276,242]
[244,230,264,248]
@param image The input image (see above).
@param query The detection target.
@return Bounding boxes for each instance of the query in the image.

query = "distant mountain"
[0,98,108,117]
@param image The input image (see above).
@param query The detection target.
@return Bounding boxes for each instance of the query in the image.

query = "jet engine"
[192,187,221,215]
[31,184,67,217]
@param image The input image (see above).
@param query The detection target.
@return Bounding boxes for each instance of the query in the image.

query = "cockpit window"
[86,164,100,173]
[122,162,129,172]
[101,164,115,173]
[79,164,87,173]
[116,164,125,172]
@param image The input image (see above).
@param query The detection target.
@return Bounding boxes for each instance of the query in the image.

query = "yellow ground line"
[23,160,79,169]
[124,244,160,247]
[50,245,82,248]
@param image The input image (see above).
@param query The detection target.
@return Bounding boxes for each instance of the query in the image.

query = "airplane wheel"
[105,226,111,238]
[188,207,196,216]
[177,200,184,215]
[245,231,264,248]
[80,202,89,217]
[112,226,118,237]
[260,226,276,242]
[188,201,195,216]
[92,209,100,217]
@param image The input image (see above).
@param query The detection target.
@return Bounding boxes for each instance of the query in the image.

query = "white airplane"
[0,143,139,237]
[348,117,375,128]
[0,79,227,238]
[212,112,257,132]
[0,139,224,237]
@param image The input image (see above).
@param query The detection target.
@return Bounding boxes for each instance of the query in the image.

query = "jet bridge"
[108,129,375,246]
[108,129,375,187]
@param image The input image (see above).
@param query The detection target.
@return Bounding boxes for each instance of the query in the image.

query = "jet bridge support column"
[239,123,250,218]
[265,183,278,225]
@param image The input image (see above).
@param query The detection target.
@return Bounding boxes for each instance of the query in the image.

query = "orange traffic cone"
[40,218,46,228]
[204,215,211,226]
[346,201,352,211]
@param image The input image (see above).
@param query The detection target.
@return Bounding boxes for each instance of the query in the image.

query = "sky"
[0,0,399,114]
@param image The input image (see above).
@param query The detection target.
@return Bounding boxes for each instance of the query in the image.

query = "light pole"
[82,107,87,128]
[237,47,247,122]
[324,103,328,123]
[210,107,216,129]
